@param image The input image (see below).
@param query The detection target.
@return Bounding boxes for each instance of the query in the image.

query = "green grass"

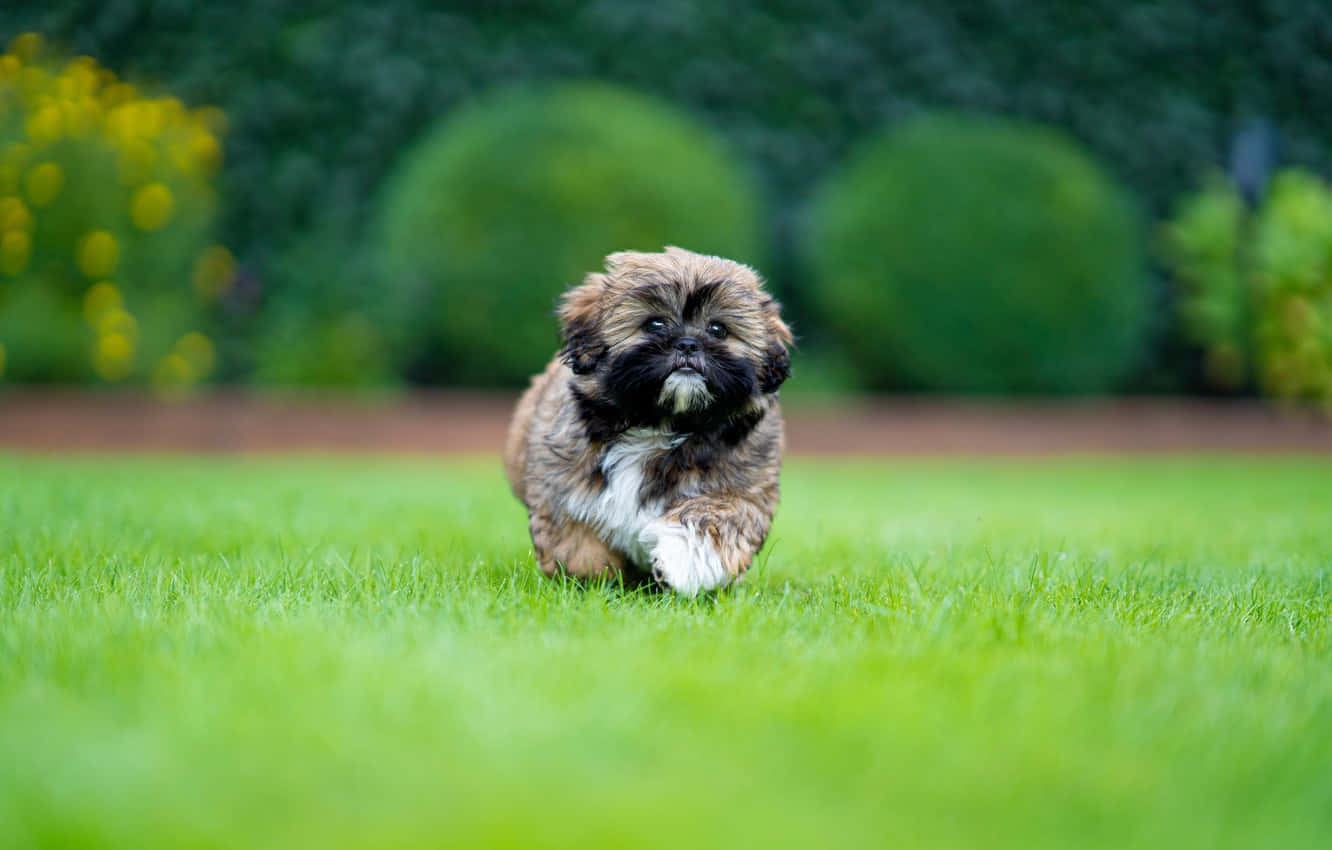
[2,454,1329,849]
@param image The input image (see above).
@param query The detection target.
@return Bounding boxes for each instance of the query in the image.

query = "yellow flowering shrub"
[0,32,232,390]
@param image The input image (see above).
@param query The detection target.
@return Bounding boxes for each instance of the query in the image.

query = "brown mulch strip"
[1,390,1329,455]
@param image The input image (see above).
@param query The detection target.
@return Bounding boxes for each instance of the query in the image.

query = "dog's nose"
[675,337,701,356]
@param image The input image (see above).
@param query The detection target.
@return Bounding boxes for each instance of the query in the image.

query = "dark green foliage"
[807,114,1149,393]
[245,210,399,388]
[374,84,761,385]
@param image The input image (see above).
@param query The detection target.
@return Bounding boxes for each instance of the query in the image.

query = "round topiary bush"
[374,83,762,386]
[806,113,1150,393]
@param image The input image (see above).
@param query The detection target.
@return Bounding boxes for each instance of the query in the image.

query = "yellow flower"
[152,352,195,397]
[2,143,32,170]
[25,161,64,207]
[182,130,222,174]
[59,98,99,139]
[174,332,215,375]
[1,231,31,275]
[25,104,63,146]
[100,82,136,110]
[82,281,123,325]
[56,60,101,101]
[132,101,164,139]
[96,308,138,343]
[78,230,120,278]
[17,66,49,98]
[93,332,135,381]
[130,182,174,231]
[117,139,158,186]
[1,197,33,232]
[104,102,136,143]
[56,70,78,100]
[0,55,20,76]
[63,57,101,96]
[192,244,236,298]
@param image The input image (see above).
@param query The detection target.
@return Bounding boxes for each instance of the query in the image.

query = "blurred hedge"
[6,1,1332,390]
[374,84,760,386]
[806,114,1148,394]
[1163,170,1332,407]
[0,34,226,391]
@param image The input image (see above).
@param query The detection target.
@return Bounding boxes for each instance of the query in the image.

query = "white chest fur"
[564,427,683,566]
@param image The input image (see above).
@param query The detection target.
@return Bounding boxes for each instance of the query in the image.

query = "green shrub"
[1159,177,1250,389]
[1164,170,1332,406]
[1253,172,1332,404]
[249,213,398,388]
[373,83,761,386]
[806,113,1149,393]
[0,33,228,391]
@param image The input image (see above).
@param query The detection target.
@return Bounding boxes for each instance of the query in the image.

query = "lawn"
[1,453,1329,849]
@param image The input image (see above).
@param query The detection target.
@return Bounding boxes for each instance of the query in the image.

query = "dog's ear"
[759,342,791,393]
[758,304,793,393]
[558,275,607,375]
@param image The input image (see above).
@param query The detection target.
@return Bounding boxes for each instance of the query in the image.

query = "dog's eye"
[643,317,668,334]
[706,321,728,339]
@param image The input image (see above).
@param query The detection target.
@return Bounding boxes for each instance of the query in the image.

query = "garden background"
[4,0,1332,404]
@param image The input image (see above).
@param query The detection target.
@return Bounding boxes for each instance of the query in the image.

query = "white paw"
[642,521,730,597]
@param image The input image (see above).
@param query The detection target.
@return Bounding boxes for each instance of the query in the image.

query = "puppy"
[504,246,792,595]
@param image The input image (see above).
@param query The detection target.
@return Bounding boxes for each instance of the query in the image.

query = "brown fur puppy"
[504,246,792,595]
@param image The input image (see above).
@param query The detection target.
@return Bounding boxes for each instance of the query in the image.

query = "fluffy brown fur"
[504,246,792,595]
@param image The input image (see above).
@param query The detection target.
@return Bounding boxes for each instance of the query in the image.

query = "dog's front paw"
[643,521,730,597]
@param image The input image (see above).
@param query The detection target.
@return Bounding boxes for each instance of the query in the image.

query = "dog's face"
[559,247,791,432]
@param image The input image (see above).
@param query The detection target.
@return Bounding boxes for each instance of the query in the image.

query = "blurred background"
[2,1,1332,448]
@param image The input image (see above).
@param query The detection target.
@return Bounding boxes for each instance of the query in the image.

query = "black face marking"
[683,281,723,321]
[602,337,679,418]
[600,335,758,434]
